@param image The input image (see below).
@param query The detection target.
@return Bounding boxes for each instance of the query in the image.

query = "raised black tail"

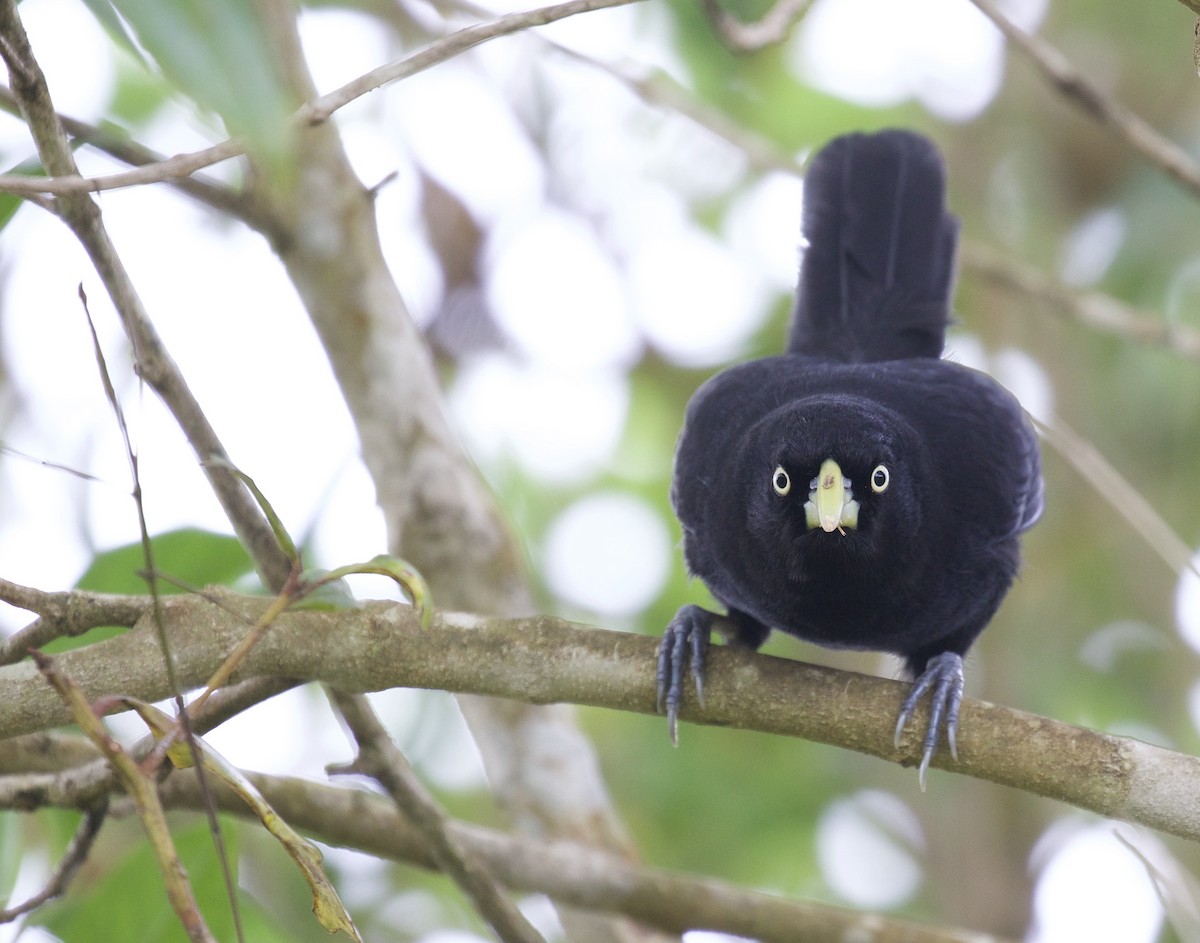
[788,130,959,362]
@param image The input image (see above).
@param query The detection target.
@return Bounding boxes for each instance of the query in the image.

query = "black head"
[743,394,925,579]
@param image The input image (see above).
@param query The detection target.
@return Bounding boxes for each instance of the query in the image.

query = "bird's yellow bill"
[804,458,860,533]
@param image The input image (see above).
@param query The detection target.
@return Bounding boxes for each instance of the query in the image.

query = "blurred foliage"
[1,0,1199,940]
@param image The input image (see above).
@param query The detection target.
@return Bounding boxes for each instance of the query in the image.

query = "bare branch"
[0,85,261,223]
[0,800,107,922]
[329,691,547,943]
[0,730,1011,943]
[700,0,816,53]
[1036,414,1197,576]
[249,7,647,942]
[301,0,643,124]
[0,0,644,199]
[2,592,1199,845]
[968,0,1200,199]
[959,241,1200,361]
[153,768,1016,943]
[0,0,292,591]
[0,579,148,666]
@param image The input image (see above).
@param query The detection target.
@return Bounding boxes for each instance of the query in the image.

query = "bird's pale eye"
[870,464,890,493]
[772,465,791,496]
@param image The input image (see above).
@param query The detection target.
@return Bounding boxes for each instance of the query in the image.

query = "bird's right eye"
[772,466,791,496]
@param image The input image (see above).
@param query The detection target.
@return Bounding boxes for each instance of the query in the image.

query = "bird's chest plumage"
[728,518,941,651]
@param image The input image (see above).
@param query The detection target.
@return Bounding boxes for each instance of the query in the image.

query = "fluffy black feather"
[659,129,1043,783]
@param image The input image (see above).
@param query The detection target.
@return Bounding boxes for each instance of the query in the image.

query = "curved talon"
[689,619,708,705]
[656,605,713,745]
[893,652,965,789]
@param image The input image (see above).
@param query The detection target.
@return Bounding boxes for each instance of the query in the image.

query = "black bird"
[657,129,1043,783]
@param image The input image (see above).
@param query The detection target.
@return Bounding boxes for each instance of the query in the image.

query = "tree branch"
[0,0,292,591]
[0,730,1015,943]
[298,0,643,125]
[0,580,148,665]
[699,0,816,53]
[328,691,548,943]
[0,0,643,200]
[2,591,1198,844]
[248,5,648,940]
[0,799,107,922]
[968,0,1200,199]
[959,242,1200,362]
[151,768,1016,943]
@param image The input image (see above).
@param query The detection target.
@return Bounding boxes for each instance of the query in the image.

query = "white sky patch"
[391,62,545,227]
[1176,550,1200,655]
[992,346,1055,424]
[1029,823,1163,943]
[542,492,670,616]
[10,0,114,127]
[725,172,806,294]
[298,8,391,96]
[486,208,640,370]
[449,355,629,484]
[1079,620,1169,673]
[815,790,924,909]
[629,225,769,367]
[1059,207,1126,287]
[793,0,1047,121]
[943,335,1054,423]
[943,331,988,372]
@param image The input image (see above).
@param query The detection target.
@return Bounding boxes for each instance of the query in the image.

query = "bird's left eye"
[772,466,791,496]
[870,464,890,493]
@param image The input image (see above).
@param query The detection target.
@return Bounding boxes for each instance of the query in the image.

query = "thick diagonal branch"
[1,593,1197,846]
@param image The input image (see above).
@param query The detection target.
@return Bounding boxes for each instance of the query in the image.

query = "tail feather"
[788,130,959,363]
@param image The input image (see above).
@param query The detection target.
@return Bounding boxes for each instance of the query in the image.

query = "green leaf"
[45,528,256,652]
[75,527,255,596]
[313,555,433,628]
[76,0,150,66]
[103,0,296,178]
[0,156,41,234]
[33,820,240,943]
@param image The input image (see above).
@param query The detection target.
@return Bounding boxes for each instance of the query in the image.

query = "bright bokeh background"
[1,0,1199,940]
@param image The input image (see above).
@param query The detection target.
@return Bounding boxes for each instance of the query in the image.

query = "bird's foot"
[893,652,965,790]
[656,605,713,745]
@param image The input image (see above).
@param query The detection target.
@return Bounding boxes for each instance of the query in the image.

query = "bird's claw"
[656,605,712,745]
[893,652,965,790]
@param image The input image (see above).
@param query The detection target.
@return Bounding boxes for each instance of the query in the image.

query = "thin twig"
[32,651,216,943]
[1036,414,1197,576]
[968,0,1200,199]
[700,0,816,52]
[79,284,245,942]
[0,799,107,922]
[0,86,260,223]
[960,241,1200,362]
[0,0,643,199]
[297,0,642,124]
[329,691,548,943]
[0,1,291,591]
